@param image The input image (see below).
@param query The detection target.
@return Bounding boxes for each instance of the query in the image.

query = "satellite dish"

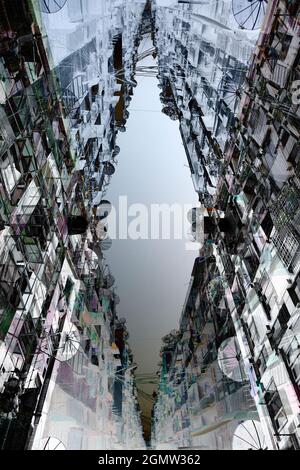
[161,106,179,121]
[100,237,112,250]
[95,221,108,240]
[113,146,120,157]
[232,0,268,30]
[102,274,115,288]
[218,74,245,112]
[187,207,202,224]
[232,420,267,450]
[39,0,67,14]
[97,200,112,220]
[217,336,247,382]
[56,319,81,362]
[41,437,66,450]
[114,294,120,305]
[102,161,115,176]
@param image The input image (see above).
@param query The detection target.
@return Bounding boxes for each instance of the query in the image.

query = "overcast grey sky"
[106,37,198,375]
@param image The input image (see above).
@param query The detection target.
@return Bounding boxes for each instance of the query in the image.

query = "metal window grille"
[272,229,300,270]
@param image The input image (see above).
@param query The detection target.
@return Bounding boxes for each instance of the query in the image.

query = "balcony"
[264,379,288,433]
[272,228,300,273]
[270,184,300,232]
[268,304,291,349]
[0,306,15,340]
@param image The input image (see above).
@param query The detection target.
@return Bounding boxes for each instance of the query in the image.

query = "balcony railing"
[272,228,300,272]
[0,306,15,340]
[264,380,288,433]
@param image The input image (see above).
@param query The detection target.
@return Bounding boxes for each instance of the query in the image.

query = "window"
[13,315,37,357]
[64,278,74,305]
[285,334,300,386]
[258,345,268,375]
[277,33,293,61]
[271,304,290,348]
[281,130,289,147]
[265,379,288,432]
[278,303,291,326]
[272,229,299,271]
[288,142,300,166]
[228,381,237,394]
[72,350,84,375]
[287,285,300,307]
[261,212,274,238]
[249,319,260,343]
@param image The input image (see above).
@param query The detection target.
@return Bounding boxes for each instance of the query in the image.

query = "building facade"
[153,0,300,450]
[154,0,258,206]
[0,0,146,450]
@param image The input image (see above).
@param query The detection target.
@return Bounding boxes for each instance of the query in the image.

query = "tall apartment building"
[152,252,258,450]
[0,0,145,450]
[153,0,300,450]
[154,0,258,207]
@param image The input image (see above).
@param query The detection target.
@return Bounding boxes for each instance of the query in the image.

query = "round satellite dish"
[161,106,179,121]
[41,437,66,450]
[118,317,127,325]
[102,161,115,176]
[217,336,247,382]
[97,200,112,220]
[103,274,115,288]
[113,146,120,157]
[100,237,112,250]
[56,319,81,362]
[232,420,267,450]
[39,0,67,14]
[232,0,268,30]
[114,294,120,305]
[218,74,244,112]
[187,207,202,224]
[95,221,108,240]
